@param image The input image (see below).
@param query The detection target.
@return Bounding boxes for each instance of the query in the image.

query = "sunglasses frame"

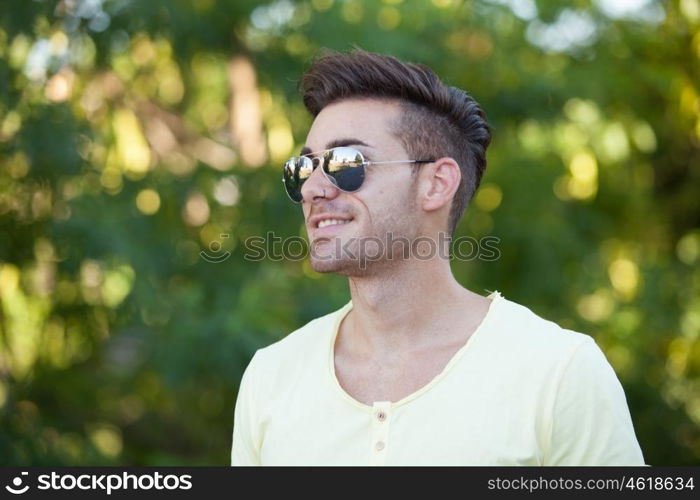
[282,146,435,203]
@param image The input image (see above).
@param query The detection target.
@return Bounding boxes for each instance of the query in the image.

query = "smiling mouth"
[318,218,353,229]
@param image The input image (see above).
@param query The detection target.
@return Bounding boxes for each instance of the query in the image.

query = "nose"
[300,162,340,204]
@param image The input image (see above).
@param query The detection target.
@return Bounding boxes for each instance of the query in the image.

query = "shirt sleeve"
[544,337,646,465]
[230,351,262,466]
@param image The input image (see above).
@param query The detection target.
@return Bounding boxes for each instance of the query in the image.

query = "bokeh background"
[1,0,699,465]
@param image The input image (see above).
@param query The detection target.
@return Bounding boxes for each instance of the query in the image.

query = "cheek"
[356,174,416,228]
[364,194,404,229]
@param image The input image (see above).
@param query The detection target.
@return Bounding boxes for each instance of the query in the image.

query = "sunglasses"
[282,146,435,203]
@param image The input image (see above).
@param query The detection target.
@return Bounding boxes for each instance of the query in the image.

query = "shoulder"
[488,294,593,361]
[248,301,352,377]
[488,295,644,464]
[479,293,618,398]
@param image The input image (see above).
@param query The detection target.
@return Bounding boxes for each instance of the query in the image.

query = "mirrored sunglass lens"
[283,157,313,202]
[324,147,365,192]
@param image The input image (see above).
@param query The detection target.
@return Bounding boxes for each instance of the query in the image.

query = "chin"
[309,254,393,277]
[307,250,368,275]
[309,258,348,274]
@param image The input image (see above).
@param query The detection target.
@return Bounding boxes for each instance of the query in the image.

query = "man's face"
[300,98,421,275]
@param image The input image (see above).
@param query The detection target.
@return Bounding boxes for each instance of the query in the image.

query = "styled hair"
[300,48,492,235]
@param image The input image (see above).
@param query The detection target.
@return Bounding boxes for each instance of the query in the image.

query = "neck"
[344,256,483,354]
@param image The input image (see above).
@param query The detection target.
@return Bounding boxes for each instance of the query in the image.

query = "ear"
[419,157,461,213]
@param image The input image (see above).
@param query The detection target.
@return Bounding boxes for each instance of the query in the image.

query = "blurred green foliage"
[0,0,699,465]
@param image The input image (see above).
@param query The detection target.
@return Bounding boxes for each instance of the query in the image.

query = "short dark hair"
[300,48,492,235]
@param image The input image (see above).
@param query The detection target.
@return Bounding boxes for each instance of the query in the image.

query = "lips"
[308,213,354,229]
[307,214,354,240]
[318,218,352,229]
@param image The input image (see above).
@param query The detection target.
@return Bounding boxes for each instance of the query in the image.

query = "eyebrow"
[299,138,374,156]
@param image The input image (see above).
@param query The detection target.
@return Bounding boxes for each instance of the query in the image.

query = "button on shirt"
[230,291,645,466]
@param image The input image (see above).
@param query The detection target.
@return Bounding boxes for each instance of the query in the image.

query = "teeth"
[318,218,351,228]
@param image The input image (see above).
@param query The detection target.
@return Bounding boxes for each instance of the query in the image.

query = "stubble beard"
[309,214,420,277]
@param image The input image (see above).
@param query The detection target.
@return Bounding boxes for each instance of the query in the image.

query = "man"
[230,49,645,466]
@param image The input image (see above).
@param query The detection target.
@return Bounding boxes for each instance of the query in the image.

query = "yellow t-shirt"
[231,291,645,466]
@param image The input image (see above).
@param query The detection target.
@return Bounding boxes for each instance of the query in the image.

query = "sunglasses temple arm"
[366,160,435,166]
